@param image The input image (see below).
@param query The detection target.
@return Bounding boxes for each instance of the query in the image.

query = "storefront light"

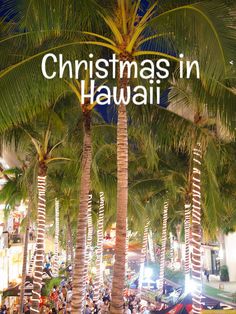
[144,267,153,279]
[218,248,224,259]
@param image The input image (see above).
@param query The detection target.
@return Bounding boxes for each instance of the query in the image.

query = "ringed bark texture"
[54,198,60,277]
[148,230,155,263]
[184,200,191,291]
[158,201,169,295]
[28,246,36,276]
[111,56,129,314]
[191,144,202,314]
[31,165,47,314]
[83,193,93,288]
[138,220,150,290]
[93,192,105,302]
[71,111,92,313]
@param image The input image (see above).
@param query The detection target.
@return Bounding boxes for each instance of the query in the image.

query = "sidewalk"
[206,281,236,293]
[203,281,236,306]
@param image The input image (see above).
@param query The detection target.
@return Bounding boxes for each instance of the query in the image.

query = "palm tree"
[93,192,105,302]
[28,248,36,276]
[84,194,93,284]
[138,219,150,291]
[65,77,107,311]
[184,194,192,291]
[46,136,83,270]
[46,99,112,311]
[73,172,91,310]
[31,164,47,313]
[191,141,202,313]
[158,201,169,295]
[75,3,235,310]
[54,198,60,277]
[0,2,235,312]
[165,73,236,311]
[0,12,105,311]
[26,123,69,313]
[148,229,155,263]
[2,106,71,313]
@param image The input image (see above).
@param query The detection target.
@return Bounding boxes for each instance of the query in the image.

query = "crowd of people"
[124,293,154,314]
[0,258,157,314]
[0,305,7,314]
[20,279,155,313]
[0,272,162,314]
[40,280,73,313]
[43,281,112,314]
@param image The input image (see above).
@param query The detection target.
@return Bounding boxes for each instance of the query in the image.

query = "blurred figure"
[0,305,7,314]
[204,269,210,282]
[100,300,109,314]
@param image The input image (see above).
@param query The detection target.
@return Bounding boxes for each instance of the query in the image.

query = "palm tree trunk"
[111,57,129,314]
[138,220,150,291]
[93,192,105,302]
[83,194,93,292]
[71,110,92,313]
[54,198,60,277]
[148,230,155,263]
[184,197,191,292]
[191,144,202,314]
[28,246,36,276]
[31,163,47,314]
[19,208,30,313]
[158,201,169,295]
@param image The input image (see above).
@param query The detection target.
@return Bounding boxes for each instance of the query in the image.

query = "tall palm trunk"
[93,192,105,302]
[148,229,155,263]
[184,196,191,292]
[54,198,60,277]
[191,144,202,314]
[138,220,150,291]
[31,163,47,314]
[71,110,92,313]
[158,201,169,295]
[83,194,93,292]
[28,246,36,276]
[111,56,129,314]
[19,207,31,313]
